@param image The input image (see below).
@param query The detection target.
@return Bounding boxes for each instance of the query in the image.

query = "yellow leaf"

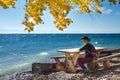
[108,0,116,4]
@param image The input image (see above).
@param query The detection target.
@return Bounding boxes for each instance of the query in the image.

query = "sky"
[0,0,120,34]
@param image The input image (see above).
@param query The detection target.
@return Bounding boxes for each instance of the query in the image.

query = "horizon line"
[0,32,120,34]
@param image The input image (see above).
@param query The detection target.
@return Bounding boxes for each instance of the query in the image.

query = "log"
[32,63,56,74]
[92,52,120,69]
[100,48,120,55]
[107,48,120,52]
[97,52,120,62]
[110,59,120,63]
[65,52,75,73]
[103,59,111,69]
[110,60,120,63]
[56,62,66,71]
[87,62,99,72]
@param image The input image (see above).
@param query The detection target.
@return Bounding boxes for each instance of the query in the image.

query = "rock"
[32,63,56,74]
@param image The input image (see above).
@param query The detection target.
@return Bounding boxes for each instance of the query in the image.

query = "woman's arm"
[79,44,87,51]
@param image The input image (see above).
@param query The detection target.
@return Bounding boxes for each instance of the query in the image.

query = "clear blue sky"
[0,0,120,34]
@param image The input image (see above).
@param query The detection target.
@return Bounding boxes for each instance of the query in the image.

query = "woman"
[77,36,96,74]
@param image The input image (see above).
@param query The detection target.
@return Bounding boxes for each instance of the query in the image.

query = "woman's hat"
[81,36,90,41]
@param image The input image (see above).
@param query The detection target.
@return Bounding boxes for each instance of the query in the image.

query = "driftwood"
[32,63,56,74]
[100,48,120,57]
[110,60,120,63]
[97,52,120,62]
[87,48,120,71]
[91,52,120,69]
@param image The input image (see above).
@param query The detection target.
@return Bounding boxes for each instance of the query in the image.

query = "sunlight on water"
[94,41,98,44]
[37,52,49,56]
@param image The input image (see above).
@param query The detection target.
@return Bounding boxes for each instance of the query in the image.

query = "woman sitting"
[77,36,96,74]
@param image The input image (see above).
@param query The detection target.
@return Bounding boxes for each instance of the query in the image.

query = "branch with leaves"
[0,0,120,32]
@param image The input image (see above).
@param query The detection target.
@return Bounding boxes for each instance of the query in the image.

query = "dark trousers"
[77,57,93,69]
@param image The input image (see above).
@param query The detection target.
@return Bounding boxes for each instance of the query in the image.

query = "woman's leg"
[77,58,93,74]
[77,58,93,69]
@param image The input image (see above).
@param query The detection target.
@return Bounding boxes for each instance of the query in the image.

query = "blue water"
[0,34,120,75]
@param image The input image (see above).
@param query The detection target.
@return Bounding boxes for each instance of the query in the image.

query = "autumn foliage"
[0,0,120,32]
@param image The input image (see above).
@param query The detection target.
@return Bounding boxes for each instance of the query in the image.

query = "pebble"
[0,65,120,80]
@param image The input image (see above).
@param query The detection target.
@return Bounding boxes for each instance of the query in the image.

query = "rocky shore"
[0,64,120,80]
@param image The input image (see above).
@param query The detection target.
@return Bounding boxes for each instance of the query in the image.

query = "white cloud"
[73,6,112,15]
[88,5,112,14]
[100,7,112,14]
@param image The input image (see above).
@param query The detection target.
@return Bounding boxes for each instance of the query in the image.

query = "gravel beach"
[0,64,120,80]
